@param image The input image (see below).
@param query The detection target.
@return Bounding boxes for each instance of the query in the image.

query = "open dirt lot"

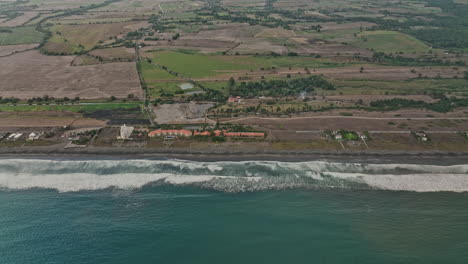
[0,111,106,128]
[0,50,142,99]
[153,103,214,124]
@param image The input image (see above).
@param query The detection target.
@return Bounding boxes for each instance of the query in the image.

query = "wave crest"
[0,159,467,192]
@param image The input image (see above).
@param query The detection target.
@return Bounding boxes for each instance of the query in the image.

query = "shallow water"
[0,158,467,263]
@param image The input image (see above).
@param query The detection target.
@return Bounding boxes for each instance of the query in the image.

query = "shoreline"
[1,147,467,165]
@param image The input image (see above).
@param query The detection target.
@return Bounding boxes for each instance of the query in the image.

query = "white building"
[119,124,134,140]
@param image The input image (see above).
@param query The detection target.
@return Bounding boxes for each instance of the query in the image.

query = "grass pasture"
[0,26,43,45]
[149,50,257,78]
[147,50,348,79]
[352,31,430,53]
[140,60,180,81]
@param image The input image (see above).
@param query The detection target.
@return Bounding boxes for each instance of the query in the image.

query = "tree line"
[228,76,335,98]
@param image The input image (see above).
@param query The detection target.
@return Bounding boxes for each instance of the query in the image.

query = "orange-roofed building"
[224,132,265,138]
[213,130,224,136]
[148,129,192,137]
[194,131,211,136]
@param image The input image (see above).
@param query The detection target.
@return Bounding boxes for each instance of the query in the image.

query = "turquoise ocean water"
[0,158,467,263]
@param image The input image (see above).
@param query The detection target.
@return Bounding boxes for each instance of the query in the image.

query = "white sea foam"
[0,158,466,192]
[326,172,468,192]
[0,172,239,192]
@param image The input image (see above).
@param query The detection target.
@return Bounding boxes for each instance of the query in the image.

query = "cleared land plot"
[0,111,106,128]
[352,31,430,53]
[153,103,214,124]
[226,114,468,135]
[0,50,142,99]
[0,26,43,45]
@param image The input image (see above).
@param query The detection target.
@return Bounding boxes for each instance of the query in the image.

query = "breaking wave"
[0,159,467,192]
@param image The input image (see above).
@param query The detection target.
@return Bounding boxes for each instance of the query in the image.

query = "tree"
[110,96,116,101]
[228,77,236,87]
[464,71,468,80]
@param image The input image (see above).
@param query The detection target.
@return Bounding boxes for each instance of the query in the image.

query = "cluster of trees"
[228,76,335,98]
[172,33,180,40]
[27,96,80,105]
[369,97,468,113]
[126,31,142,40]
[186,89,226,102]
[0,97,20,104]
[0,96,82,105]
[350,0,468,49]
[371,52,466,67]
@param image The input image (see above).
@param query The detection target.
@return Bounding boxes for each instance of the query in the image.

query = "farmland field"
[0,26,43,45]
[0,103,140,113]
[352,31,430,53]
[146,50,349,79]
[0,0,466,147]
[0,50,142,99]
[43,22,143,53]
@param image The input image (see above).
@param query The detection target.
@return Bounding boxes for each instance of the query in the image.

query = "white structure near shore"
[118,124,134,140]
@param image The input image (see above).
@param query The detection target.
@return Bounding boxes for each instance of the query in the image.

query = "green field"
[147,82,184,97]
[328,79,468,96]
[352,31,430,53]
[140,60,180,81]
[148,51,348,79]
[0,103,141,112]
[150,51,257,78]
[0,26,43,45]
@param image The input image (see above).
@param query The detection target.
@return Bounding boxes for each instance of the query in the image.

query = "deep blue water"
[0,159,467,263]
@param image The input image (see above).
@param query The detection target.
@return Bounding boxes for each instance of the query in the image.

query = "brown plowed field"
[0,44,37,57]
[0,11,39,27]
[0,50,142,99]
